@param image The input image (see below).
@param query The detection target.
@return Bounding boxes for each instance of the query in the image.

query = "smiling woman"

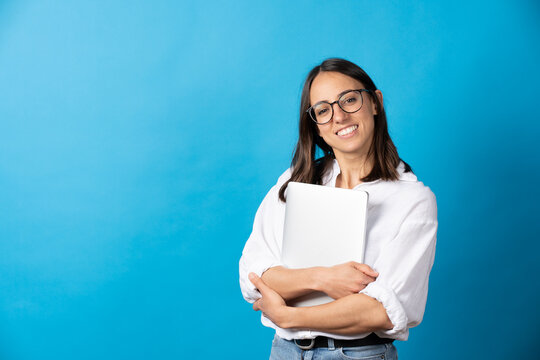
[239,58,438,360]
[310,72,378,180]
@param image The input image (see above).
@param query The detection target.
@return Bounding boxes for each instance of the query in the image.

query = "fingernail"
[249,273,255,280]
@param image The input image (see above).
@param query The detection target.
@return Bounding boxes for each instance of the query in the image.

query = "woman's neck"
[334,153,374,189]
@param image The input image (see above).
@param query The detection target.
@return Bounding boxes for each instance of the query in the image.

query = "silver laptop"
[281,181,368,307]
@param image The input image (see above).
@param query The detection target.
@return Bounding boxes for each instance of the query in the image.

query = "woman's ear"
[372,90,383,115]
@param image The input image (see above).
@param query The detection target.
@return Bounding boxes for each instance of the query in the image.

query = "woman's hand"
[249,273,292,328]
[319,261,379,299]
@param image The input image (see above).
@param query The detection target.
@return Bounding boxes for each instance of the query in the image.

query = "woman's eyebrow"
[337,89,355,98]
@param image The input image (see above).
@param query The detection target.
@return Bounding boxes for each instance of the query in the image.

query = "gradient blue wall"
[1,1,539,359]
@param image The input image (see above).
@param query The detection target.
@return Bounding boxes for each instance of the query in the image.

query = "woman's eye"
[317,108,328,116]
[344,97,357,104]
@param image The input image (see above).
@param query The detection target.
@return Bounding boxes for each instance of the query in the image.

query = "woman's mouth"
[336,125,358,138]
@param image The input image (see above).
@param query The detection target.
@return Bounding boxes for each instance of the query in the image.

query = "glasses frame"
[306,89,372,125]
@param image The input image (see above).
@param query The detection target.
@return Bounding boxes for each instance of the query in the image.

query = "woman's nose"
[332,103,347,123]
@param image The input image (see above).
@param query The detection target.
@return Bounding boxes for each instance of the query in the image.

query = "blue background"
[1,1,539,359]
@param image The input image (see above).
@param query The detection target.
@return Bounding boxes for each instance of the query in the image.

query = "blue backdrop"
[1,1,539,359]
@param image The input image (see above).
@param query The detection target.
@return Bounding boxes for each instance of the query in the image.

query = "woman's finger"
[253,299,261,312]
[353,263,379,277]
[361,275,376,285]
[249,272,268,293]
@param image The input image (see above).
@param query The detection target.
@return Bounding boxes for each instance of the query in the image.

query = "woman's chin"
[332,144,368,157]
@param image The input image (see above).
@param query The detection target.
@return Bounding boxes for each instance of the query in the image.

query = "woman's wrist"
[311,266,328,293]
[276,306,301,329]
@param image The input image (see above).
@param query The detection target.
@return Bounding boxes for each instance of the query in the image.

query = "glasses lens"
[339,91,363,113]
[312,103,332,124]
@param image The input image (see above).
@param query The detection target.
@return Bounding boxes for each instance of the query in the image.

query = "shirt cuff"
[359,281,409,340]
[239,260,283,303]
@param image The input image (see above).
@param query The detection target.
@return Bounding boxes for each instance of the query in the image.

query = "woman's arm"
[248,188,438,338]
[250,273,393,334]
[262,262,379,301]
[260,266,320,301]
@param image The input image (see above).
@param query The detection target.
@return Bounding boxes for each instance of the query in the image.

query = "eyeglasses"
[306,89,372,125]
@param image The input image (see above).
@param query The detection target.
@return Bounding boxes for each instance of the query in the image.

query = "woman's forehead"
[310,71,365,104]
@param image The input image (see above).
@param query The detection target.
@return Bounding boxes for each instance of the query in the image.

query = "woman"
[239,58,437,359]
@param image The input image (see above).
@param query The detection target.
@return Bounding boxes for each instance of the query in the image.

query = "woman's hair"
[278,58,411,202]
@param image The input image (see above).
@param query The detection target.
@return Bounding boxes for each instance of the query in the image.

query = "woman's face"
[310,71,382,160]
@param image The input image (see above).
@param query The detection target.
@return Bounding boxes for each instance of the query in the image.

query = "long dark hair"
[278,58,411,202]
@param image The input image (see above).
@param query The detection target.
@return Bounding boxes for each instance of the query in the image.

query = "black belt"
[293,333,393,350]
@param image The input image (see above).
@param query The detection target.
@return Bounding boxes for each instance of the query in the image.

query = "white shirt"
[239,160,438,341]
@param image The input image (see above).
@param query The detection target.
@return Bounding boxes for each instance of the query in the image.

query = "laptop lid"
[281,181,368,307]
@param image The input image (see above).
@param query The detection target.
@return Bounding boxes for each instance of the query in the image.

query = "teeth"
[337,125,358,136]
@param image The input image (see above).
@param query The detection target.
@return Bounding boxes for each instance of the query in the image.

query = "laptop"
[281,181,369,307]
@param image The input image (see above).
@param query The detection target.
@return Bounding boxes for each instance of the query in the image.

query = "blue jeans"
[269,335,398,360]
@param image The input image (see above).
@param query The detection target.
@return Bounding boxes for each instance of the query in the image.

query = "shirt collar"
[326,158,417,187]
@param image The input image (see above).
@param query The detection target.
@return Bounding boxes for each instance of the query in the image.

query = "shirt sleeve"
[360,188,438,340]
[239,172,289,304]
